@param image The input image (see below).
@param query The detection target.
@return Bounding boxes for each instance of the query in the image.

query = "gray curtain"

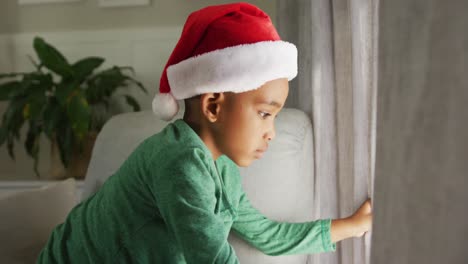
[371,0,468,263]
[276,1,379,264]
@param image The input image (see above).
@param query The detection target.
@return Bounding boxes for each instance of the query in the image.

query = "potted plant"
[0,37,147,179]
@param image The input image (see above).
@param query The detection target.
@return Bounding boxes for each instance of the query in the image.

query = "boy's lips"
[255,146,268,157]
[256,145,268,153]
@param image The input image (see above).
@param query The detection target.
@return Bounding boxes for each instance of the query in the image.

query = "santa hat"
[152,2,298,121]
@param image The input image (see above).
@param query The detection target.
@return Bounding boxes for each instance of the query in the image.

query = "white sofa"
[0,108,317,264]
[0,179,78,264]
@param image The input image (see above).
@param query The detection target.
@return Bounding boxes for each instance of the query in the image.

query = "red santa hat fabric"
[153,2,298,121]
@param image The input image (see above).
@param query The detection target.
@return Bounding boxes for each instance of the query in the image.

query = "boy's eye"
[259,111,271,119]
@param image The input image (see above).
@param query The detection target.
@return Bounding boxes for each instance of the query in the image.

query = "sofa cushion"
[0,179,76,264]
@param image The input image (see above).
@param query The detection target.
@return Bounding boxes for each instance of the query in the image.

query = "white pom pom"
[152,93,179,121]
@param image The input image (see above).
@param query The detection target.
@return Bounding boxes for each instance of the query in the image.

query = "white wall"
[0,0,276,33]
[0,0,277,181]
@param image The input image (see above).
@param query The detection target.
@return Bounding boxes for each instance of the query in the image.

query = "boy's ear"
[200,92,225,122]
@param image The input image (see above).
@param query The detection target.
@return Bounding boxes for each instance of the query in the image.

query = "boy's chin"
[232,157,256,167]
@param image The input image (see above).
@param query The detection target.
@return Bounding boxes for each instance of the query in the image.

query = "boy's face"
[215,78,289,167]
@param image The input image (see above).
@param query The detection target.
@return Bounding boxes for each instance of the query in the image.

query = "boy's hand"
[330,199,373,243]
[349,199,372,237]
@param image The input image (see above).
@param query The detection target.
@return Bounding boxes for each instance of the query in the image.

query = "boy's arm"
[231,190,336,256]
[155,148,239,264]
[231,191,372,256]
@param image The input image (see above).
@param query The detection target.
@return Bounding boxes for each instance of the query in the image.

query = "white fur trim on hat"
[152,92,179,121]
[166,40,297,100]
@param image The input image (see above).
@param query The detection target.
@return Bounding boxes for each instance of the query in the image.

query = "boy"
[38,2,372,263]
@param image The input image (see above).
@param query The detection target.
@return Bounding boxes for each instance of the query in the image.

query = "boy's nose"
[264,127,276,141]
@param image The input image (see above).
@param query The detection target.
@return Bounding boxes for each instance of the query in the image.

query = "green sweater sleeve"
[231,190,336,255]
[155,148,239,264]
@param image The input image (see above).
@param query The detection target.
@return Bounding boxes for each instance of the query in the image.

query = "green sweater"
[37,119,335,263]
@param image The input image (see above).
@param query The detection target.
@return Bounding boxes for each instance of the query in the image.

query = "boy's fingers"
[366,214,373,231]
[359,200,372,214]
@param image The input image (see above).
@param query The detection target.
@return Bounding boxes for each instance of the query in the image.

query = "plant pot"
[49,131,98,180]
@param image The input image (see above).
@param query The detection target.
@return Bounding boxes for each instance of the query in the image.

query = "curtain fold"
[276,1,379,263]
[371,0,468,263]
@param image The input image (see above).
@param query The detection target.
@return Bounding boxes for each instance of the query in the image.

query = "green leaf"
[55,126,74,168]
[0,125,7,147]
[0,81,20,101]
[67,91,90,139]
[8,78,32,98]
[7,134,15,160]
[25,122,37,156]
[55,81,78,106]
[25,75,49,120]
[3,98,27,140]
[42,99,64,139]
[85,67,127,104]
[33,37,73,78]
[29,98,46,121]
[123,95,141,111]
[24,121,41,177]
[32,72,54,88]
[84,83,99,104]
[7,72,51,99]
[72,57,105,84]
